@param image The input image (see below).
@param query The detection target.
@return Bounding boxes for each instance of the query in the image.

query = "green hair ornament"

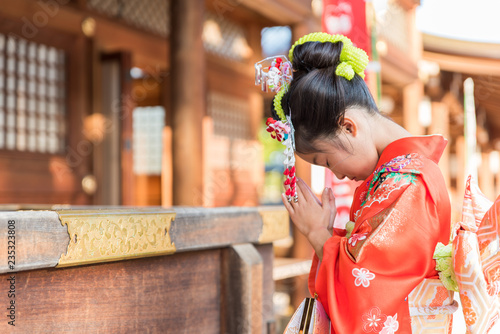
[288,32,369,80]
[273,86,287,122]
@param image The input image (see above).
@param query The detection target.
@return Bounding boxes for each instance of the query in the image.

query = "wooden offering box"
[0,206,288,333]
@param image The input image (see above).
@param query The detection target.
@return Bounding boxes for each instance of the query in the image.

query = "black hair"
[272,41,378,154]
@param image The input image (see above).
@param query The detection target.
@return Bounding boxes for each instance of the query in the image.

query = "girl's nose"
[333,172,346,180]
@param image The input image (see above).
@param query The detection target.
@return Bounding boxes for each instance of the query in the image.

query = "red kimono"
[308,135,452,333]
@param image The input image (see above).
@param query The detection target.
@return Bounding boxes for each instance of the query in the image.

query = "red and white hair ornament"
[257,55,297,202]
[254,55,292,94]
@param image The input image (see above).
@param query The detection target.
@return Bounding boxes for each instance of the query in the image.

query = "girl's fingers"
[329,188,337,212]
[299,178,321,205]
[297,178,317,204]
[281,193,295,215]
[295,179,307,204]
[328,188,337,229]
[321,187,330,209]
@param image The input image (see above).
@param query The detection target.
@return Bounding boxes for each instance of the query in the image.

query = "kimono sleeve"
[308,174,449,334]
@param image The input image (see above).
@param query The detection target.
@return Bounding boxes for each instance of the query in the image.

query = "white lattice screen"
[132,106,165,175]
[0,33,66,153]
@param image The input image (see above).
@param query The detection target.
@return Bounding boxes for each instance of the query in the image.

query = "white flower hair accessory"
[255,55,297,202]
[254,55,292,93]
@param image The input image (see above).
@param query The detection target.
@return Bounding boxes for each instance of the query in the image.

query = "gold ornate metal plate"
[56,209,176,267]
[258,207,289,244]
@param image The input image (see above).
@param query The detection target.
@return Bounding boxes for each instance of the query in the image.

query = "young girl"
[268,33,454,333]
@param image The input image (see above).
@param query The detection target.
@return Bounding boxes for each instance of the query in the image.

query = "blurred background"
[0,0,499,331]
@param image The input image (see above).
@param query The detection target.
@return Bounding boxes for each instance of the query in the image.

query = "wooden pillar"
[429,102,450,188]
[170,0,205,205]
[255,244,277,334]
[161,126,173,207]
[221,244,263,334]
[403,81,424,135]
[202,116,214,207]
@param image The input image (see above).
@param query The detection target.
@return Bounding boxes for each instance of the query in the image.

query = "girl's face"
[295,114,381,182]
[296,137,379,181]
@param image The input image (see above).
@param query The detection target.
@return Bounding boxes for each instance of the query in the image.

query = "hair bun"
[290,40,343,74]
[289,32,368,79]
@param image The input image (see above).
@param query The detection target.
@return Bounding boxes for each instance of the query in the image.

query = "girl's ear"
[342,116,357,137]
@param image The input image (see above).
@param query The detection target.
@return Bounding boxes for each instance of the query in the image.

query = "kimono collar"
[376,135,447,169]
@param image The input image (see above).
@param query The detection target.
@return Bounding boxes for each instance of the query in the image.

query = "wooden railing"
[0,206,288,333]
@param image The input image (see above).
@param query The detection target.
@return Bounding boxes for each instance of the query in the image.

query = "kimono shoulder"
[348,152,449,265]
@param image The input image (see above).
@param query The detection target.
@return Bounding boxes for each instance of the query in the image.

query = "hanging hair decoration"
[265,116,297,202]
[255,55,297,202]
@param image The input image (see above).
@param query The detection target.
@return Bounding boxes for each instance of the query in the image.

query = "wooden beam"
[237,0,313,25]
[0,206,288,274]
[423,33,500,60]
[205,0,275,27]
[0,211,69,273]
[476,100,500,110]
[381,42,419,86]
[0,0,168,69]
[423,51,500,76]
[0,250,221,332]
[273,257,312,280]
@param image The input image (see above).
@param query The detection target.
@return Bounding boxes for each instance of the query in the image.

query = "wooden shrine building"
[0,0,320,208]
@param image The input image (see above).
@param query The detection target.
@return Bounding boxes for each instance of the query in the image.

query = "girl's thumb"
[329,188,336,209]
[322,188,331,207]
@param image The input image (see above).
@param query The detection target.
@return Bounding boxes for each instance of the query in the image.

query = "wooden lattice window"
[0,33,66,153]
[208,92,251,140]
[203,12,252,62]
[87,0,170,37]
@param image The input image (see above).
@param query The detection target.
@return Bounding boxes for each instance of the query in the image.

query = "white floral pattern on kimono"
[362,307,387,333]
[353,268,376,287]
[380,314,399,334]
[349,233,367,246]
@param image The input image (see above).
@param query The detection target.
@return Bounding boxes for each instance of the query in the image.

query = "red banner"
[322,0,371,58]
